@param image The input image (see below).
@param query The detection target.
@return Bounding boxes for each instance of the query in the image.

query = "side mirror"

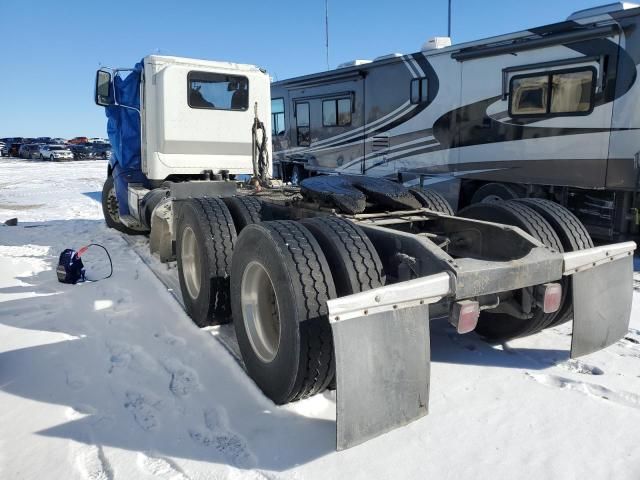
[95,69,114,106]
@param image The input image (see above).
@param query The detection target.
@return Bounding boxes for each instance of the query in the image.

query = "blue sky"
[0,0,609,138]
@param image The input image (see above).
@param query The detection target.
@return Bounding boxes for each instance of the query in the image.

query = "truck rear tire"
[410,187,455,215]
[516,198,593,328]
[301,216,384,296]
[223,196,263,233]
[458,201,564,340]
[231,220,336,404]
[176,198,237,327]
[101,176,144,235]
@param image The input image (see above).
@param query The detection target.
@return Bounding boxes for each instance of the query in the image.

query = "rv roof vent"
[373,53,404,62]
[421,36,452,51]
[337,59,372,69]
[567,2,639,21]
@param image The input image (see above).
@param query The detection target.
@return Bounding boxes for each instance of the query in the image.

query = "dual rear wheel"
[175,196,383,404]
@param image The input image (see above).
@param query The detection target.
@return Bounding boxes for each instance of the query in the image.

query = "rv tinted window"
[187,72,248,111]
[410,78,428,104]
[511,75,547,115]
[271,98,285,135]
[550,70,594,114]
[322,100,337,126]
[322,98,352,127]
[296,102,310,146]
[337,98,351,125]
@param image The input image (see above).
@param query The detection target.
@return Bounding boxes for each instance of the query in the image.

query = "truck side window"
[322,97,352,127]
[410,78,428,104]
[296,102,310,146]
[510,67,595,117]
[271,98,285,136]
[187,71,249,111]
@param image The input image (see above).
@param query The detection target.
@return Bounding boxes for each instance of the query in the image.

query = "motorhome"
[271,2,640,241]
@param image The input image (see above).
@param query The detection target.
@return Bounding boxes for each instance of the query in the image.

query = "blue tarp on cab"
[104,61,147,215]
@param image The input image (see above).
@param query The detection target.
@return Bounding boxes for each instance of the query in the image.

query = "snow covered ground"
[1,157,639,480]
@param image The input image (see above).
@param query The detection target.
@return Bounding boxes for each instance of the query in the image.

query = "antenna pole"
[325,0,330,70]
[447,0,452,38]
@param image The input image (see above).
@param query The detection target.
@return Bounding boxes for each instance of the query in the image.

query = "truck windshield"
[187,72,249,111]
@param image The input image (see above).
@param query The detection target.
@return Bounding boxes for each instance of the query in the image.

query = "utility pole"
[447,0,452,38]
[325,0,330,70]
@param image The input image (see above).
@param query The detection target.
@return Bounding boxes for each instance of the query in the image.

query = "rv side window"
[550,70,594,114]
[510,75,548,115]
[410,78,428,104]
[510,67,595,117]
[322,98,352,127]
[296,102,310,146]
[271,98,285,136]
[187,71,249,111]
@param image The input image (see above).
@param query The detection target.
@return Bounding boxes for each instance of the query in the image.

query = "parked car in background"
[68,136,88,145]
[38,144,74,161]
[70,142,111,160]
[19,143,41,159]
[0,142,5,156]
[9,142,23,157]
[35,137,52,144]
[50,138,67,144]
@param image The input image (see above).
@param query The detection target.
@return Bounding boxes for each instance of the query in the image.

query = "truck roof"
[144,54,267,75]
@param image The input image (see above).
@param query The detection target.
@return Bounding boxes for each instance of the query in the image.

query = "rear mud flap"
[330,305,431,450]
[570,255,633,358]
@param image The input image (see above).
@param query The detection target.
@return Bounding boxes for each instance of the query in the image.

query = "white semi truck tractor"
[95,55,636,450]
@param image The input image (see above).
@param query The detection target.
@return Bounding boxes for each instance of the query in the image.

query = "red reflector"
[451,300,480,334]
[542,283,562,314]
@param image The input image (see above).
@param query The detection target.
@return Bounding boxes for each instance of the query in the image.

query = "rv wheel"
[515,198,593,328]
[459,201,564,340]
[470,183,521,204]
[231,221,336,404]
[176,198,236,327]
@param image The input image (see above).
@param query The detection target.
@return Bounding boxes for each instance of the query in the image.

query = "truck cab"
[95,55,272,182]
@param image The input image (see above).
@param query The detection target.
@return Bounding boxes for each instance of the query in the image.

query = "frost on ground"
[0,158,639,479]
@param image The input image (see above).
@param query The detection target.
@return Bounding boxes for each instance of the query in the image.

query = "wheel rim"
[240,260,281,363]
[106,185,121,224]
[181,226,202,300]
[481,194,503,203]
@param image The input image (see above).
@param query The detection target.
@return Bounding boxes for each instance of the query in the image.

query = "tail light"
[450,300,480,334]
[540,283,562,314]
